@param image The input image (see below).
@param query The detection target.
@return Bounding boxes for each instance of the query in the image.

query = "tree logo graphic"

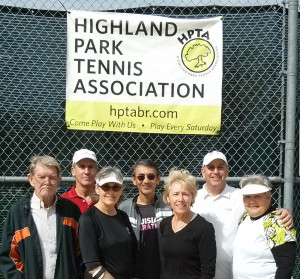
[181,38,215,73]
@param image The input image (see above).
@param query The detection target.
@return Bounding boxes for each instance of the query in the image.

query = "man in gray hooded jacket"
[119,159,172,279]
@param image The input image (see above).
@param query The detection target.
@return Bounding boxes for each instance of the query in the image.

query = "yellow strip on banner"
[66,101,221,135]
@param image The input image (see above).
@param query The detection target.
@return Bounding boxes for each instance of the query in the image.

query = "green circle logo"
[181,39,215,73]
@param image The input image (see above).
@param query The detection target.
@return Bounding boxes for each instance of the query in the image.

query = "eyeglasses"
[135,173,156,181]
[34,175,58,185]
[100,184,122,192]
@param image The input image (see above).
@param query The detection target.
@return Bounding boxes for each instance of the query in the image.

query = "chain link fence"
[1,0,300,278]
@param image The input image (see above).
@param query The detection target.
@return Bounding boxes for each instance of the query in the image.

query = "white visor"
[241,184,271,195]
[96,173,123,187]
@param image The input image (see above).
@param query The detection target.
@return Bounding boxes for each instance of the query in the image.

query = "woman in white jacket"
[232,174,296,279]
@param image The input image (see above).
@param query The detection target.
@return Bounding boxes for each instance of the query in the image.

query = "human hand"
[102,270,115,279]
[276,208,293,229]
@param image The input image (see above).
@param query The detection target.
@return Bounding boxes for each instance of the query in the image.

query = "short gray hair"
[240,174,273,189]
[29,155,61,176]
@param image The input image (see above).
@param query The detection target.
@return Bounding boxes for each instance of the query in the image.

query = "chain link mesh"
[1,1,300,278]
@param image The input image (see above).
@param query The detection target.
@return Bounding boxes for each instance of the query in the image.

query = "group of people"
[0,149,297,279]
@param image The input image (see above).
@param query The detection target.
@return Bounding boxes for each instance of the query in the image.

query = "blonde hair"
[163,168,198,205]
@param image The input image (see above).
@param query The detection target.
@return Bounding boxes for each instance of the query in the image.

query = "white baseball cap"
[72,149,97,164]
[240,184,271,195]
[96,173,123,186]
[202,151,228,166]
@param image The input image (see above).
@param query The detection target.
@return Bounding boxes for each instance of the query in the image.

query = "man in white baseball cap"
[61,149,99,213]
[192,151,293,279]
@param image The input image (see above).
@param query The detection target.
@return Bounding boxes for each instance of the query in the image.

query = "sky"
[0,0,282,11]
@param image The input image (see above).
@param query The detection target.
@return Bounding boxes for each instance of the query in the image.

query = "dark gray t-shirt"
[137,204,161,279]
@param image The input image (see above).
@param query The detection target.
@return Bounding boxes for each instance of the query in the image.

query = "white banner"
[66,11,223,134]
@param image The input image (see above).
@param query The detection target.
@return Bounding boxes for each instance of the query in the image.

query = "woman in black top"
[159,168,216,279]
[79,166,137,279]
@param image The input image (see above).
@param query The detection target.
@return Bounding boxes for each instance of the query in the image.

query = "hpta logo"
[181,38,215,73]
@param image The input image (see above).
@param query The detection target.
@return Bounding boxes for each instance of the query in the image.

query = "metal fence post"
[284,0,298,212]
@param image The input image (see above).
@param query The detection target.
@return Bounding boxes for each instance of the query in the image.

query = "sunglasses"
[135,173,156,181]
[100,184,122,192]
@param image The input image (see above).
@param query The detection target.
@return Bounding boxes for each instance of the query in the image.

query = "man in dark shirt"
[119,159,172,279]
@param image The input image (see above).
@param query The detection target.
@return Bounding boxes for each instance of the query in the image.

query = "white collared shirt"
[192,184,245,279]
[31,193,58,279]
